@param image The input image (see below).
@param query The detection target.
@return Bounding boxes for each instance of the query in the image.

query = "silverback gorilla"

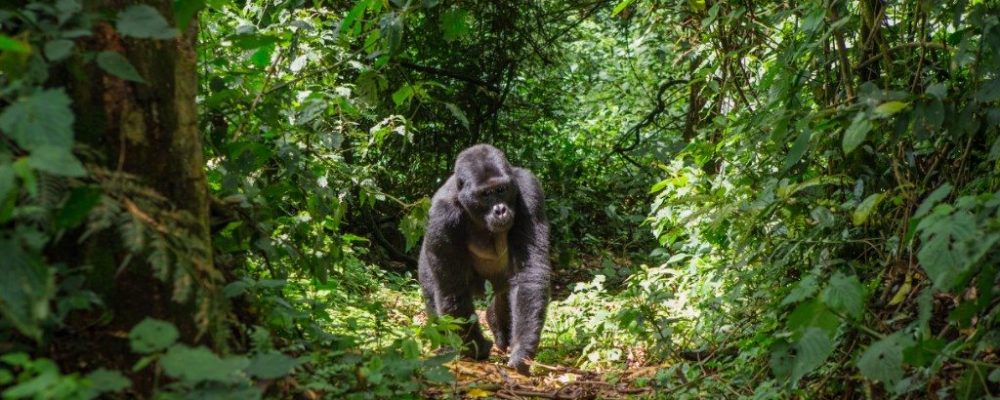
[418,144,550,375]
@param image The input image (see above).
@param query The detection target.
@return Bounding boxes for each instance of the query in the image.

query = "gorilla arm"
[420,183,493,360]
[507,167,551,374]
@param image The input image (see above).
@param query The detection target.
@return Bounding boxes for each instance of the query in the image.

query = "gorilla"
[418,144,551,375]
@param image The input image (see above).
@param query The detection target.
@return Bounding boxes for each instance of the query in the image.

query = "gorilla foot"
[462,339,493,361]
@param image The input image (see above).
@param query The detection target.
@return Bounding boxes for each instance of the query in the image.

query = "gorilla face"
[455,146,519,234]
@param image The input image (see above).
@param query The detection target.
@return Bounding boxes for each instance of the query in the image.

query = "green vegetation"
[1,0,999,398]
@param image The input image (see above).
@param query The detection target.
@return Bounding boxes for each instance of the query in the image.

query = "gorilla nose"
[493,204,508,217]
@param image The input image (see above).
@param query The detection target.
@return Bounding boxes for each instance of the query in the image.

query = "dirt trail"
[424,359,658,399]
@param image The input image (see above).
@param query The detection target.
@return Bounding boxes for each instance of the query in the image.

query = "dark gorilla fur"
[418,144,551,375]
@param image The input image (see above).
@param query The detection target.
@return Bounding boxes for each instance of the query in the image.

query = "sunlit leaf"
[0,35,31,53]
[874,101,908,116]
[611,0,636,16]
[441,9,469,41]
[852,193,884,226]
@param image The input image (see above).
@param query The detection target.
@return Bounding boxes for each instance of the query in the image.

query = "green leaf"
[392,84,415,106]
[27,146,86,177]
[926,83,947,99]
[857,333,912,391]
[874,101,908,116]
[611,0,636,16]
[842,113,872,155]
[172,0,205,31]
[245,351,303,379]
[790,327,834,382]
[821,272,864,319]
[852,193,884,226]
[0,89,75,152]
[974,79,1000,103]
[129,318,179,354]
[86,368,131,393]
[916,210,978,290]
[444,103,469,129]
[913,183,952,219]
[96,51,146,83]
[786,299,839,337]
[250,44,274,68]
[440,9,469,41]
[0,35,31,53]
[780,275,818,306]
[781,129,811,172]
[116,5,178,39]
[56,187,102,229]
[340,0,369,38]
[44,40,74,61]
[0,240,53,340]
[160,345,249,384]
[0,164,14,201]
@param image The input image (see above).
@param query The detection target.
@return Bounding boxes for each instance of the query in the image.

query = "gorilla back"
[418,144,551,375]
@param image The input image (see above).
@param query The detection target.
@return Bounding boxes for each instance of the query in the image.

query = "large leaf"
[611,0,637,16]
[43,39,74,61]
[916,209,978,290]
[842,113,872,155]
[913,183,952,219]
[245,351,304,379]
[0,164,14,201]
[116,5,178,39]
[27,146,86,177]
[96,51,146,83]
[790,327,835,382]
[56,187,103,229]
[129,318,179,354]
[0,240,54,340]
[786,299,839,337]
[874,101,908,116]
[0,35,31,53]
[821,272,864,319]
[85,368,131,394]
[781,128,811,172]
[440,9,469,41]
[852,193,884,226]
[0,89,74,152]
[857,333,913,391]
[172,0,205,31]
[160,345,249,384]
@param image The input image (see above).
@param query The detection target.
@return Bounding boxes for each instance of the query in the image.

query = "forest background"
[1,0,999,398]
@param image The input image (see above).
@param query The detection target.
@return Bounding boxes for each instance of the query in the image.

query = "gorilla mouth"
[486,214,514,232]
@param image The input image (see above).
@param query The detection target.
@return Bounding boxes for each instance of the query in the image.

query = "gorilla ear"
[456,177,465,190]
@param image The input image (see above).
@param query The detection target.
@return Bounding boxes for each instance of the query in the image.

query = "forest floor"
[412,257,664,399]
[427,358,658,399]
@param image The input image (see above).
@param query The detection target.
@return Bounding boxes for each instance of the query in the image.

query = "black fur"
[418,144,551,375]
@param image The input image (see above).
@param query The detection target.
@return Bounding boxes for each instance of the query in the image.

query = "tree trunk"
[53,0,218,393]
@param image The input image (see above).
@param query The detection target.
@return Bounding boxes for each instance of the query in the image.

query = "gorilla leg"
[487,287,512,352]
[435,289,492,360]
[509,281,549,374]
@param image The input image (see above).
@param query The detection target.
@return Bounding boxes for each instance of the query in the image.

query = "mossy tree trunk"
[52,0,219,391]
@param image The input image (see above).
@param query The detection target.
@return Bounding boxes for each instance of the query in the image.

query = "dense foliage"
[1,0,998,398]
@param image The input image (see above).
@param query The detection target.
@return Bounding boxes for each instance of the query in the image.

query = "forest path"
[425,358,657,399]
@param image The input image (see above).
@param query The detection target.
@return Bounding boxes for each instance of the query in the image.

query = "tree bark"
[54,0,216,393]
